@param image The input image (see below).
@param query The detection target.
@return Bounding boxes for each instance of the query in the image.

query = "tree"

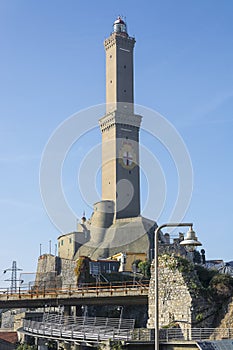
[138,260,151,278]
[193,250,201,264]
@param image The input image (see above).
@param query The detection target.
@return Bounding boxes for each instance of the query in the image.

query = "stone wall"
[35,254,77,290]
[147,254,216,331]
[60,258,77,288]
[35,254,58,289]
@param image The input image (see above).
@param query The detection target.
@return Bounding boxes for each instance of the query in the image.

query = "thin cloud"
[0,154,40,163]
[182,91,233,127]
[0,198,41,210]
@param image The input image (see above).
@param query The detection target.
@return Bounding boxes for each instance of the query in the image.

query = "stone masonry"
[147,254,217,332]
[35,254,77,290]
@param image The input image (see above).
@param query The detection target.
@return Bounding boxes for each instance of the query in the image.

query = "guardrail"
[121,327,233,342]
[23,314,135,343]
[22,322,233,344]
[159,327,233,342]
[0,280,149,300]
[22,313,233,344]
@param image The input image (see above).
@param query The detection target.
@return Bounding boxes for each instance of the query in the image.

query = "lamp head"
[180,227,202,252]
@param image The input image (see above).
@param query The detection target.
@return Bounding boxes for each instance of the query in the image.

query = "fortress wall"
[147,255,216,331]
[35,254,76,290]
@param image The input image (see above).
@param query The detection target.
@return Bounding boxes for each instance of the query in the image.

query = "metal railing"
[42,313,135,329]
[0,280,149,300]
[22,315,233,344]
[159,327,233,342]
[23,313,135,342]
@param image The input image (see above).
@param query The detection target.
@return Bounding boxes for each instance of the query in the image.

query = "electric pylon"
[4,261,23,293]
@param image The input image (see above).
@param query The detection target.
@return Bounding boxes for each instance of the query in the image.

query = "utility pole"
[4,261,23,293]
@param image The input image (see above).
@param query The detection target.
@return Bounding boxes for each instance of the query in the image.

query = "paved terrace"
[0,281,149,309]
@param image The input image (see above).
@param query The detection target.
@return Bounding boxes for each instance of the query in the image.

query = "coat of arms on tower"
[118,141,137,170]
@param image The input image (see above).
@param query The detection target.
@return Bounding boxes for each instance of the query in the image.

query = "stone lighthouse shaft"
[75,17,156,260]
[100,16,142,220]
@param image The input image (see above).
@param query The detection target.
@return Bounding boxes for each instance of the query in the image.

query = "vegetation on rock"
[195,264,233,301]
[159,254,193,274]
[195,313,204,322]
[74,256,92,284]
[209,273,233,300]
[194,265,218,288]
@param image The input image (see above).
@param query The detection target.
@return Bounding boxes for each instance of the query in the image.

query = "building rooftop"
[0,331,18,344]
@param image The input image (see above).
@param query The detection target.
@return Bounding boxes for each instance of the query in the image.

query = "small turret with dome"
[112,16,128,36]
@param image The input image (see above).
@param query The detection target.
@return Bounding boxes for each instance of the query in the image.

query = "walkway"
[22,313,135,344]
[21,314,233,348]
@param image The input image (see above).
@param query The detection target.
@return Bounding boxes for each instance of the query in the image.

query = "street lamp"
[180,226,202,252]
[154,223,201,350]
[117,306,123,319]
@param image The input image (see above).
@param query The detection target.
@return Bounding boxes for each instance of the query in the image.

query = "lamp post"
[154,223,201,350]
[117,306,123,319]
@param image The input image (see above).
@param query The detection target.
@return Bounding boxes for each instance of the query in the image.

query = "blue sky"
[0,1,233,286]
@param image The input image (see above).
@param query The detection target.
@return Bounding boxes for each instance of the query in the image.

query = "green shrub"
[195,265,218,288]
[176,256,193,273]
[209,273,233,299]
[138,260,151,278]
[195,313,203,322]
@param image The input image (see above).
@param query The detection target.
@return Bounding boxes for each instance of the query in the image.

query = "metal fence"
[0,280,149,299]
[23,314,135,342]
[22,313,233,344]
[42,313,135,330]
[121,328,233,342]
[159,327,233,342]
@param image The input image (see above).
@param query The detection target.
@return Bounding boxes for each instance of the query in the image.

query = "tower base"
[74,216,156,260]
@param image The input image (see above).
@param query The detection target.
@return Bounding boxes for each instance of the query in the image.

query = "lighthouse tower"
[75,17,156,260]
[100,17,142,219]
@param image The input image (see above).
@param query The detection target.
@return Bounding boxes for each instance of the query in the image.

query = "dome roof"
[112,16,128,36]
[114,16,126,25]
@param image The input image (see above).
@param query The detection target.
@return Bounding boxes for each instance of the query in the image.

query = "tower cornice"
[104,33,135,51]
[99,111,142,133]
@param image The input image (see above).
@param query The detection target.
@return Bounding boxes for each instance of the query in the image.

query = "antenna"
[4,261,23,293]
